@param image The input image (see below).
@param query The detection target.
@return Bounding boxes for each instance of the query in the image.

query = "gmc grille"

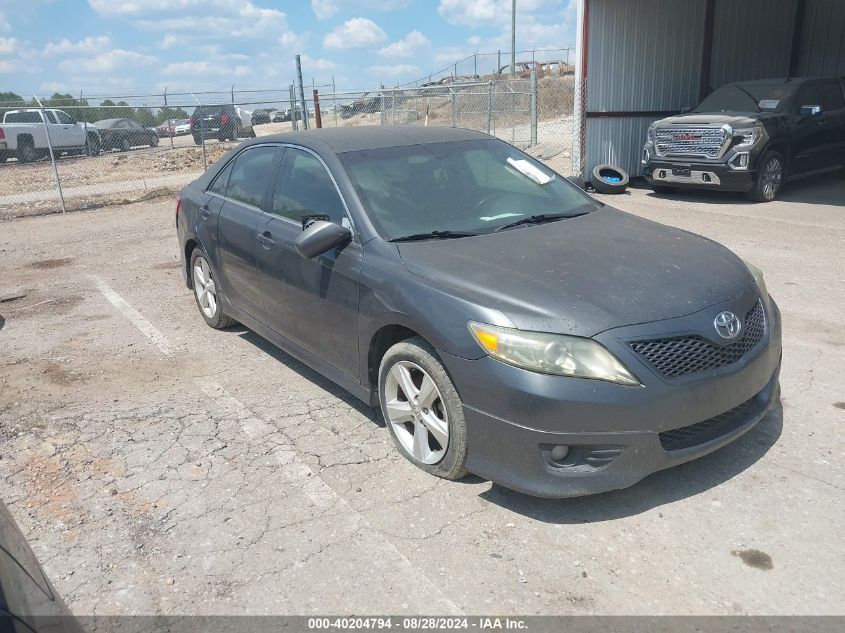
[630,299,766,379]
[654,126,726,158]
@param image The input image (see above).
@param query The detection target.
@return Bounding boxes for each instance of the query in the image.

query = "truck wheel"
[149,135,159,148]
[747,150,784,202]
[120,138,131,152]
[18,140,37,163]
[591,164,629,194]
[193,134,202,146]
[86,134,101,157]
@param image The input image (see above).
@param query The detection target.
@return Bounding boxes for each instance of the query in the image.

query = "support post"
[511,0,516,77]
[450,87,456,127]
[530,69,538,146]
[190,93,207,170]
[486,82,493,134]
[164,86,174,150]
[34,95,66,213]
[313,89,322,128]
[295,54,309,130]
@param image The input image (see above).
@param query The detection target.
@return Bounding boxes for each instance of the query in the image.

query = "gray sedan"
[175,127,781,497]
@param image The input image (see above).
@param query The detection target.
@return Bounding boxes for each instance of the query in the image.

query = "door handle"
[199,205,211,219]
[258,231,276,248]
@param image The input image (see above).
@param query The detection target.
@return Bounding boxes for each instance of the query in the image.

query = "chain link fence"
[0,75,573,219]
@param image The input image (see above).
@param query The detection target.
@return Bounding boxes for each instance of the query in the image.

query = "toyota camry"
[175,127,781,497]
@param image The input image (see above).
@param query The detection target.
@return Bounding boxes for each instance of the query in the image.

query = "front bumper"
[644,159,756,192]
[439,294,782,498]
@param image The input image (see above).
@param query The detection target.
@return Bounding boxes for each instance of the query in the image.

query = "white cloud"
[324,18,387,49]
[0,60,14,73]
[234,65,252,77]
[311,0,338,20]
[378,31,429,58]
[159,34,179,49]
[163,60,214,75]
[59,49,157,74]
[301,54,337,72]
[44,36,111,56]
[0,36,17,54]
[367,64,419,77]
[40,81,71,93]
[88,0,207,15]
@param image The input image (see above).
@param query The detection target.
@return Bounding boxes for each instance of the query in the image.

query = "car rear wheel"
[120,138,131,152]
[150,135,159,147]
[190,248,237,329]
[747,151,784,202]
[378,337,468,480]
[86,134,101,156]
[18,140,37,163]
[193,134,202,146]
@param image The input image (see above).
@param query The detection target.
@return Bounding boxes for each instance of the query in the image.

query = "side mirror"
[800,105,822,117]
[293,220,351,259]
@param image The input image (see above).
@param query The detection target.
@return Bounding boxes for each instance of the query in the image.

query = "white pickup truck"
[0,109,102,163]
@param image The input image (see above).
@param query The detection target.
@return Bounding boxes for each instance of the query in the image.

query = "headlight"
[743,259,770,309]
[468,322,640,386]
[734,125,762,148]
[647,123,656,144]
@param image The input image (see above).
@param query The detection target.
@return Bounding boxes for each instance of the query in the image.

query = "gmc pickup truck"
[642,77,845,201]
[0,108,101,163]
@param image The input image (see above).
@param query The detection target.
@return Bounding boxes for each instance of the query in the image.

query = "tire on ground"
[378,336,468,481]
[591,164,629,194]
[746,149,785,202]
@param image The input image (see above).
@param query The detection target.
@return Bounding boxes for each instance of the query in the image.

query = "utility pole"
[295,54,309,130]
[511,0,516,77]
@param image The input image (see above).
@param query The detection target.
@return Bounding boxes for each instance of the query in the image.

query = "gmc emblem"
[673,132,702,141]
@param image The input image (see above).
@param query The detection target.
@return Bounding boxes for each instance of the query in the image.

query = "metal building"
[572,0,845,181]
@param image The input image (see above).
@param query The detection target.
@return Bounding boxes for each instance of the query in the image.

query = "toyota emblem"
[714,311,742,339]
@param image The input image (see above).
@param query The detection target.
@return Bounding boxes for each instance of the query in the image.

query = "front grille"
[655,126,726,158]
[659,395,758,451]
[630,299,766,379]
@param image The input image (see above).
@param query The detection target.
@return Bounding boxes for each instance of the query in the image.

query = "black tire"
[18,140,37,163]
[591,164,629,194]
[378,337,468,481]
[86,134,101,157]
[651,184,679,195]
[120,138,131,152]
[193,134,202,146]
[149,135,159,147]
[746,150,785,202]
[189,247,237,329]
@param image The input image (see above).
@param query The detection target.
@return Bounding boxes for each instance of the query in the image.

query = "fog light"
[659,170,667,179]
[550,445,570,462]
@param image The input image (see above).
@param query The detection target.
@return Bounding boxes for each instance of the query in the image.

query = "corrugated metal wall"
[797,0,845,76]
[584,0,705,179]
[709,0,796,88]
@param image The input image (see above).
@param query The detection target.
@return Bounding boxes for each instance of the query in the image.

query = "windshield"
[339,139,597,240]
[695,83,796,113]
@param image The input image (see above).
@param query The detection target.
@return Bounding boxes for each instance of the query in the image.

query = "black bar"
[700,0,716,99]
[788,0,807,78]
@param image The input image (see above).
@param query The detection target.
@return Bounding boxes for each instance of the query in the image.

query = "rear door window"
[208,159,234,196]
[4,111,41,123]
[795,83,824,112]
[225,145,277,208]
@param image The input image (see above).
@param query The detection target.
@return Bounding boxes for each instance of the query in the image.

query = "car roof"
[241,125,492,154]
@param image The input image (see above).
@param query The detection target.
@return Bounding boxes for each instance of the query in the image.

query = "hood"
[656,111,781,126]
[397,208,753,337]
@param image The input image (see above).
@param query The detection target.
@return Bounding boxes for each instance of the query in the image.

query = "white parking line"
[196,378,465,615]
[92,275,172,355]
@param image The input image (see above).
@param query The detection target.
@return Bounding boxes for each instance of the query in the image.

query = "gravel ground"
[0,176,842,616]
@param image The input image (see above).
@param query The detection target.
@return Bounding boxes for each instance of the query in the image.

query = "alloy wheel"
[383,361,449,465]
[193,257,218,319]
[761,156,783,200]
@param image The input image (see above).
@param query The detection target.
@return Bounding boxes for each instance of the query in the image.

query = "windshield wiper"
[390,230,479,242]
[734,85,762,112]
[494,212,588,232]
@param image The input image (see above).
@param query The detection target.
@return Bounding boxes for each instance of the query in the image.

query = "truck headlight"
[743,259,770,310]
[734,125,762,148]
[468,322,640,386]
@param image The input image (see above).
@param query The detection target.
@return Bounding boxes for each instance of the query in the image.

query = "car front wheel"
[190,248,237,329]
[748,151,784,202]
[378,337,468,480]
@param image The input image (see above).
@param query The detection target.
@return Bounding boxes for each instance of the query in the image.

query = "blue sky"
[0,0,576,98]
